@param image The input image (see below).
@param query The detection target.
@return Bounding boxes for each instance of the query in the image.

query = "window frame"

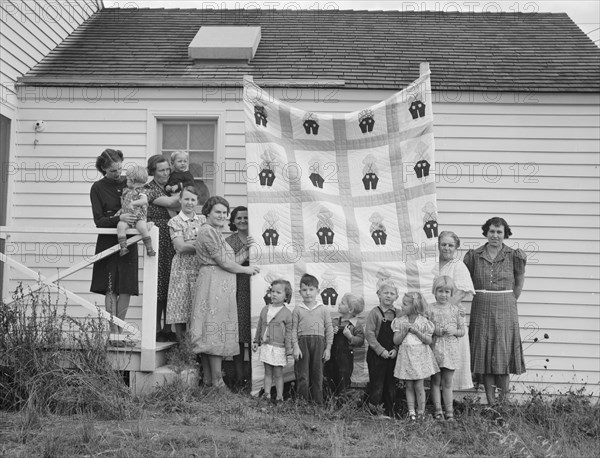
[147,110,225,197]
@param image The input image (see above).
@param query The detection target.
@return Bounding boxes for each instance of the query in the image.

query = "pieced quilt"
[244,71,438,389]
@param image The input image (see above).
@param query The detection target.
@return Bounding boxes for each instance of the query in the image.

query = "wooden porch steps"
[106,341,177,372]
[106,342,200,394]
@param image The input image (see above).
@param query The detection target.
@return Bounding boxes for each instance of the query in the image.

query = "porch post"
[140,225,158,371]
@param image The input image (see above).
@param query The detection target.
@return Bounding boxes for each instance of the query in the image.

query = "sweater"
[254,304,293,355]
[291,302,333,350]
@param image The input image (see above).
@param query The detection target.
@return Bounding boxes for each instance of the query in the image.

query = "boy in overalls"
[365,279,401,417]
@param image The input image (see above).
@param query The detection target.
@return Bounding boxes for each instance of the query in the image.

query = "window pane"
[162,124,187,150]
[190,124,214,150]
[189,151,214,178]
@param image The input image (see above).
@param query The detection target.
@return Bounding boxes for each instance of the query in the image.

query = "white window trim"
[147,110,226,196]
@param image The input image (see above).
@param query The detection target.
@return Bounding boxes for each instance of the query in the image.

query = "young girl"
[253,279,293,404]
[117,165,155,257]
[392,292,439,421]
[365,279,400,417]
[165,186,205,342]
[324,293,365,396]
[429,276,465,421]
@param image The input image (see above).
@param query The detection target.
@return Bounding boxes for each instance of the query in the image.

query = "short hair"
[300,273,319,289]
[343,293,365,316]
[202,195,229,217]
[482,217,512,238]
[170,150,188,164]
[377,279,398,295]
[180,185,199,198]
[432,275,456,296]
[438,230,461,248]
[126,165,148,184]
[229,206,248,232]
[147,154,169,176]
[271,279,293,304]
[95,149,123,175]
[403,291,428,316]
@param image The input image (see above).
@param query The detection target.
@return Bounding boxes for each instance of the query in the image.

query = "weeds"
[0,283,135,419]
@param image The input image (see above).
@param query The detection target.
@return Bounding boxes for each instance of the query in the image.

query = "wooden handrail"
[0,225,159,370]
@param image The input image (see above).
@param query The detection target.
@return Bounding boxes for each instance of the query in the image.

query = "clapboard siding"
[6,87,599,395]
[0,1,101,114]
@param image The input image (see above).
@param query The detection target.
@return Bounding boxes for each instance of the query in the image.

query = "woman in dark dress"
[464,217,527,405]
[145,155,179,341]
[225,206,252,388]
[90,149,138,331]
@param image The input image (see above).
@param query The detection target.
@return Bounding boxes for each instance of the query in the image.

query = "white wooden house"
[2,8,599,394]
[1,0,104,296]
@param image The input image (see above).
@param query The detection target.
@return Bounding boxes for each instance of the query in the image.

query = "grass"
[1,285,598,457]
[1,383,598,457]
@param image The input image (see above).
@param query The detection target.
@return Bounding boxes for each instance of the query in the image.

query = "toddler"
[165,151,195,218]
[430,276,465,421]
[117,165,155,257]
[165,150,195,195]
[324,293,365,396]
[292,273,333,404]
[392,292,439,421]
[365,279,400,417]
[253,279,293,404]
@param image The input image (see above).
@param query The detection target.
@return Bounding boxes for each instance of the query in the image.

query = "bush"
[0,283,135,419]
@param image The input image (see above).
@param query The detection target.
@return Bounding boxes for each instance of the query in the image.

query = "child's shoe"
[142,236,155,256]
[119,247,129,256]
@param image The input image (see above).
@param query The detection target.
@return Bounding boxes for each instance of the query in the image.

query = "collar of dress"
[177,211,199,221]
[475,243,510,262]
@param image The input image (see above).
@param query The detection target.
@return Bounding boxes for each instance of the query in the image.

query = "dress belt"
[475,290,513,294]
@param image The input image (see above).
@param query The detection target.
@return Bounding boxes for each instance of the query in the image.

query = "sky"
[104,0,600,45]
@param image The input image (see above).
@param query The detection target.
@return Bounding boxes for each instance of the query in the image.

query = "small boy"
[292,273,333,404]
[324,293,365,396]
[365,279,401,417]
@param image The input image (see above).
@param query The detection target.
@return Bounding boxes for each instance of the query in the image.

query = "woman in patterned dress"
[189,196,260,389]
[165,186,205,342]
[225,206,252,388]
[145,155,179,342]
[464,217,527,405]
[438,231,475,390]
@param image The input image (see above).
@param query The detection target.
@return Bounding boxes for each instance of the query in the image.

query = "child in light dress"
[165,186,205,342]
[253,279,293,405]
[429,276,465,421]
[116,165,155,257]
[324,293,365,396]
[392,292,439,421]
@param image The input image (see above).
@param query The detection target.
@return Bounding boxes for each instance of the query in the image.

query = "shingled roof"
[20,8,600,92]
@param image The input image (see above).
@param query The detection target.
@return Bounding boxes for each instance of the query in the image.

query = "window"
[157,119,217,201]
